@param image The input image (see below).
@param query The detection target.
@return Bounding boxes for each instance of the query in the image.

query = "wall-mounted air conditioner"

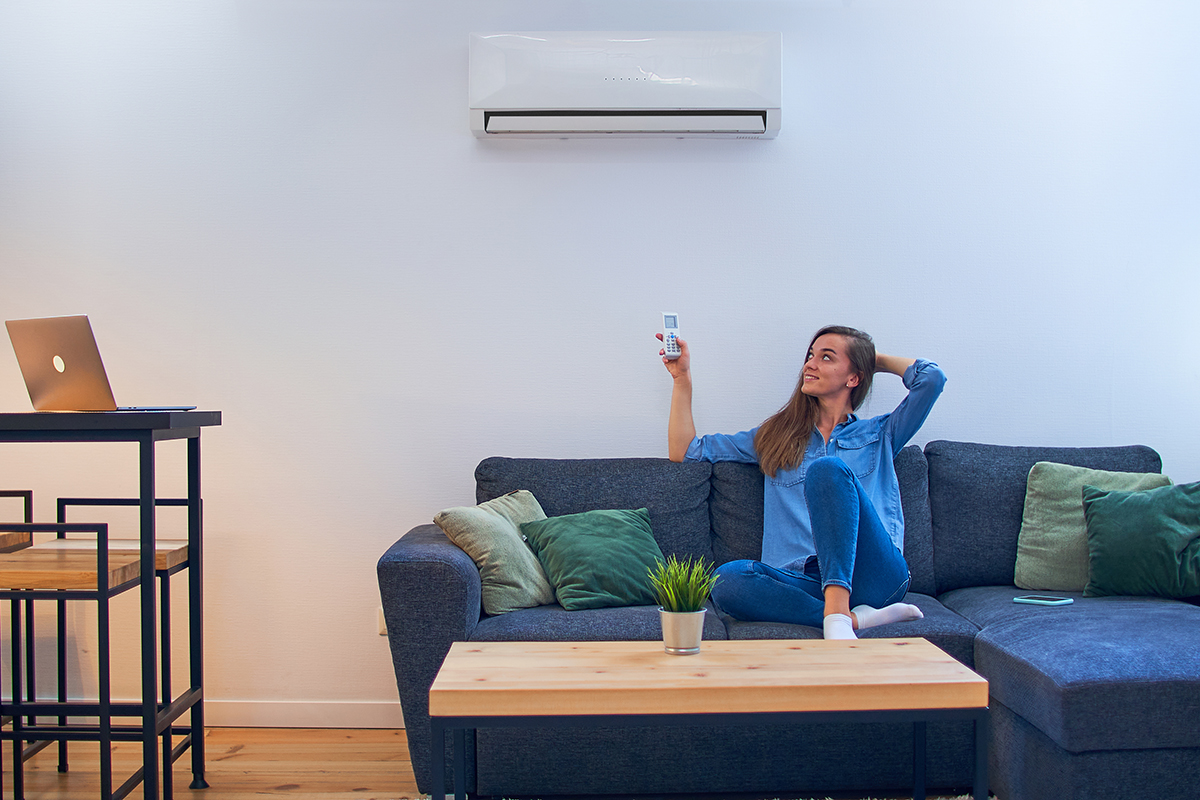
[469,32,781,139]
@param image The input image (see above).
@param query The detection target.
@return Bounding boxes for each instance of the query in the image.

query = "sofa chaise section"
[926,440,1200,800]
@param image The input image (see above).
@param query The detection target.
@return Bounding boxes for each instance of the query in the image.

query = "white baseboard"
[205,699,405,729]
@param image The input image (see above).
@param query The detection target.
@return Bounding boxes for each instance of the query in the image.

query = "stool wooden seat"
[30,538,189,572]
[0,539,188,590]
[0,548,141,591]
[1,530,31,552]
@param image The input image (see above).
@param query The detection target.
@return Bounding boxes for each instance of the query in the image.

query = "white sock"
[823,613,857,640]
[852,603,924,630]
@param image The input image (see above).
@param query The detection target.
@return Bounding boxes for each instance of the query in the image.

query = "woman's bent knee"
[711,560,755,601]
[714,560,757,580]
[710,560,761,617]
[805,456,853,484]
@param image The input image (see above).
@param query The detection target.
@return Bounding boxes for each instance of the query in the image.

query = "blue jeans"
[710,456,911,627]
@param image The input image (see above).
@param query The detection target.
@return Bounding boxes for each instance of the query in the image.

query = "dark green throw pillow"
[1083,482,1200,598]
[519,508,665,611]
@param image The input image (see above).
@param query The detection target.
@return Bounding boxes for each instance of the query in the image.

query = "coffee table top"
[429,638,988,718]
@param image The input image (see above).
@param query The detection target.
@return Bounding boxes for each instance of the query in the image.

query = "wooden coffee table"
[428,638,989,800]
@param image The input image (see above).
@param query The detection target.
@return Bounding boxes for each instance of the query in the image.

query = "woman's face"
[800,333,861,399]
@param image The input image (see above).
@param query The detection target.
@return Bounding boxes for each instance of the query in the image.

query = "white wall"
[1,0,1197,727]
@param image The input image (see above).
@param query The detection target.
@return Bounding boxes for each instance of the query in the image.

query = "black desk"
[0,411,220,800]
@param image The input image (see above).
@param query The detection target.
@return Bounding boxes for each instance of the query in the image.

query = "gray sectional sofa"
[377,440,1200,800]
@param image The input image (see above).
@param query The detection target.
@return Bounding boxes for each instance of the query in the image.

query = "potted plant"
[647,555,719,655]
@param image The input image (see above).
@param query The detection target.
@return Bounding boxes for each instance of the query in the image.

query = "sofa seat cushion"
[939,585,1086,628]
[722,593,979,668]
[942,585,1200,752]
[469,600,728,643]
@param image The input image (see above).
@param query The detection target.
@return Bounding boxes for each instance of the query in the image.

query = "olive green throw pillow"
[434,490,556,615]
[520,508,665,611]
[1014,462,1172,592]
[1083,482,1200,598]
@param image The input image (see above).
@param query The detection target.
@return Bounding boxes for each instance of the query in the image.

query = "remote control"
[661,312,681,360]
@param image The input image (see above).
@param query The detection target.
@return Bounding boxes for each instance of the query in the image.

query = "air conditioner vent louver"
[483,110,768,135]
[470,32,781,139]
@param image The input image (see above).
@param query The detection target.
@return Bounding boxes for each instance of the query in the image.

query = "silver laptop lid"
[6,315,118,411]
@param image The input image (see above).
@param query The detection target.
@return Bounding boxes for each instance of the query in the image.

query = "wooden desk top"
[429,639,988,719]
[0,410,221,433]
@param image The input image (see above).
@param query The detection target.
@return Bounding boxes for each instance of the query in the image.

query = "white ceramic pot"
[659,607,706,655]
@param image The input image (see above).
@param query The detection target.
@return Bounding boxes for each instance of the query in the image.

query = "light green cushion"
[1083,481,1200,598]
[1014,462,1171,592]
[519,508,665,611]
[434,490,555,615]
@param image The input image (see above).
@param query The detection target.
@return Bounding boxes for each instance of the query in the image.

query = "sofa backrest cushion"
[925,440,1163,593]
[709,461,764,566]
[475,457,715,563]
[895,445,936,596]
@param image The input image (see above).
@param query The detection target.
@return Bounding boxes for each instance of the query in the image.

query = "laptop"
[5,315,196,412]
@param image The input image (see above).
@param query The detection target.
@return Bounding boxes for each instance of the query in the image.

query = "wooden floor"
[3,728,974,800]
[5,728,420,800]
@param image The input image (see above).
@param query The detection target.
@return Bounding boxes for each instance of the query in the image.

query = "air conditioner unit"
[469,32,781,139]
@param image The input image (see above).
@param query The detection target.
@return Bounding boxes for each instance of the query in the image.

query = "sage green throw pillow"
[519,508,665,611]
[1083,482,1200,598]
[1014,462,1172,592]
[434,490,555,615]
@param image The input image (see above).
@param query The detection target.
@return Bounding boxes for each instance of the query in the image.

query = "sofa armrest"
[376,523,481,794]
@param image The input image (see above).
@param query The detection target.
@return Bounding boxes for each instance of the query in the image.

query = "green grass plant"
[647,554,719,613]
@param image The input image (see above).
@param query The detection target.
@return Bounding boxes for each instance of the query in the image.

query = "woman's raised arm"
[658,334,697,462]
[879,356,947,449]
[875,353,916,377]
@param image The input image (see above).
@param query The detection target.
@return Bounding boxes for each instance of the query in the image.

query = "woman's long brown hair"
[753,326,876,478]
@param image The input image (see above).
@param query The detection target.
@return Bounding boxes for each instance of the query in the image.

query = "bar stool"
[1,489,36,798]
[31,496,190,795]
[0,504,193,799]
[1,516,135,799]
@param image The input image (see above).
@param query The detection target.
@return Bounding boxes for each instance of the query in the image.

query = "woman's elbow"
[668,440,693,462]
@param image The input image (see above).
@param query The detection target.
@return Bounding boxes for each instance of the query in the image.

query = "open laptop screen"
[6,316,194,412]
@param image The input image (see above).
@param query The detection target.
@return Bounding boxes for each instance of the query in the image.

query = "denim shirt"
[684,359,946,569]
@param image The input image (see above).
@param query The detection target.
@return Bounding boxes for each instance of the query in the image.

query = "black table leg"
[913,720,926,800]
[139,435,159,800]
[11,598,25,800]
[453,728,466,800]
[188,435,209,791]
[974,709,990,800]
[430,719,446,800]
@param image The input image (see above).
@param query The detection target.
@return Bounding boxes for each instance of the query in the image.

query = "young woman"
[658,325,946,639]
